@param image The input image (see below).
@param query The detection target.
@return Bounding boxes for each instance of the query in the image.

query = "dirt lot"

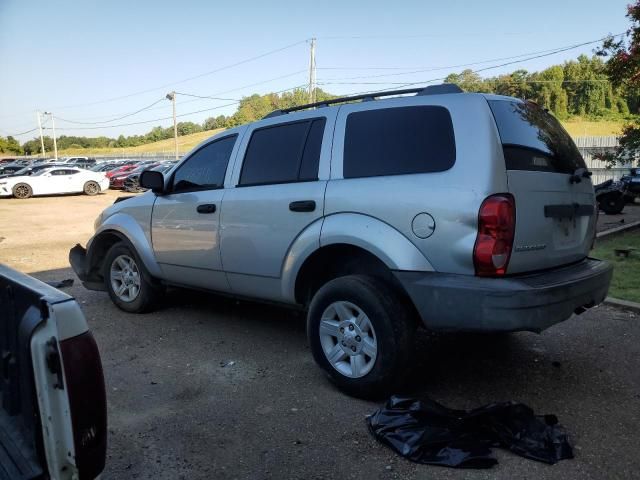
[1,192,639,480]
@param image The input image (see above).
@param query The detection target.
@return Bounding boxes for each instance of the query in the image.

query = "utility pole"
[308,38,316,104]
[36,111,46,158]
[166,91,178,160]
[44,112,58,161]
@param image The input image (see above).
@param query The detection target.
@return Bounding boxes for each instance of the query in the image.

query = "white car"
[0,166,109,199]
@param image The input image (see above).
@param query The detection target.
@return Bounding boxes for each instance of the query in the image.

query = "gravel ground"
[1,192,639,479]
[597,202,640,233]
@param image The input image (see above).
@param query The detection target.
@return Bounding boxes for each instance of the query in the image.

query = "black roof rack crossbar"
[263,84,463,119]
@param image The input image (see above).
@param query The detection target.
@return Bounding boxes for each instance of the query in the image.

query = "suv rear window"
[343,106,455,179]
[488,100,586,174]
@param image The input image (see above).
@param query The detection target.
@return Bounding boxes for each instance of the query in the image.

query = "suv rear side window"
[343,106,455,179]
[488,100,586,174]
[172,135,237,192]
[239,118,326,186]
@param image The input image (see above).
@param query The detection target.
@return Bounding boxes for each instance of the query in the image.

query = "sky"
[0,0,631,142]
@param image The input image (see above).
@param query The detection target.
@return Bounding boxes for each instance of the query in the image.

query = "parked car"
[595,179,626,214]
[60,156,89,163]
[70,85,612,398]
[0,157,17,165]
[110,163,160,189]
[123,162,177,192]
[620,167,640,203]
[69,158,98,169]
[0,264,106,479]
[0,163,28,178]
[90,162,120,172]
[106,164,137,179]
[0,166,109,199]
[1,162,68,179]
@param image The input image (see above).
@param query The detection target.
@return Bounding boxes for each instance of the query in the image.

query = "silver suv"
[70,84,612,397]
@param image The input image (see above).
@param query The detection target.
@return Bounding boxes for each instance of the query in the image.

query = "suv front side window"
[171,135,237,193]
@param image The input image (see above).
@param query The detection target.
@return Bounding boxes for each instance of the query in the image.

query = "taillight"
[59,332,107,479]
[473,194,516,276]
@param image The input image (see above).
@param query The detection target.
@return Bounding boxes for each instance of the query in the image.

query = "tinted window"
[299,119,325,181]
[172,135,237,192]
[488,100,586,173]
[343,106,455,178]
[239,118,325,186]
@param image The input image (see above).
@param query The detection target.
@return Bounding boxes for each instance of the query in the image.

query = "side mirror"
[140,170,165,194]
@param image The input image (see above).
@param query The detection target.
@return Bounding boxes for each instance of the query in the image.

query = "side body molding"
[90,213,163,278]
[280,213,434,303]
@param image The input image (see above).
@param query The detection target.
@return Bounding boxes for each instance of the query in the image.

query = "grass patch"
[591,231,640,303]
[58,129,224,156]
[561,118,625,137]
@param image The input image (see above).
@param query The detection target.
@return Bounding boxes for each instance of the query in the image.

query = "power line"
[40,70,307,123]
[48,40,309,111]
[48,84,309,131]
[6,127,38,137]
[323,34,625,95]
[319,33,625,83]
[316,32,540,40]
[55,98,166,125]
[174,92,238,102]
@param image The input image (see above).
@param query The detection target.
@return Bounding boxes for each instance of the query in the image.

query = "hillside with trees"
[2,54,637,156]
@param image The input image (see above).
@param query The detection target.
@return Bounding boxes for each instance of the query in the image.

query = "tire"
[84,181,101,196]
[307,275,416,399]
[12,183,32,199]
[599,193,625,215]
[103,242,161,313]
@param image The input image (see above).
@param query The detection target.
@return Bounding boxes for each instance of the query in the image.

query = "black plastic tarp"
[367,396,573,469]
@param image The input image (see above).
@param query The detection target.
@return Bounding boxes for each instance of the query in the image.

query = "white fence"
[574,135,632,184]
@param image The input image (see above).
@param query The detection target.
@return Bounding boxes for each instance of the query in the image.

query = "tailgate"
[488,99,596,273]
[0,265,107,480]
[1,270,52,480]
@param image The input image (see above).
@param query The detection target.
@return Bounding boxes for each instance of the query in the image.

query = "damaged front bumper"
[69,244,106,291]
[394,258,613,333]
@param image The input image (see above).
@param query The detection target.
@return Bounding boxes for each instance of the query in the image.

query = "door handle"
[289,200,316,212]
[196,204,216,214]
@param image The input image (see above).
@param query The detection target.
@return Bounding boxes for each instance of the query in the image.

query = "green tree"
[0,136,23,154]
[597,0,640,165]
[176,121,202,136]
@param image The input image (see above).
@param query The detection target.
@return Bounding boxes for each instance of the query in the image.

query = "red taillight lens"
[473,194,516,276]
[60,332,107,480]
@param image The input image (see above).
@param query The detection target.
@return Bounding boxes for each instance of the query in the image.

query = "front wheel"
[307,275,415,399]
[103,242,161,313]
[12,183,32,199]
[84,181,101,196]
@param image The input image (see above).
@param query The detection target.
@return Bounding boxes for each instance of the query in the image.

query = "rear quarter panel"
[326,93,507,275]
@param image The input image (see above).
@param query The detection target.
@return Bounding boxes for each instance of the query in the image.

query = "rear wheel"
[103,242,161,313]
[599,193,625,215]
[84,181,100,196]
[307,275,415,399]
[12,183,32,199]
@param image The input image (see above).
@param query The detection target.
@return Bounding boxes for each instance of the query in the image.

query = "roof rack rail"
[263,83,463,119]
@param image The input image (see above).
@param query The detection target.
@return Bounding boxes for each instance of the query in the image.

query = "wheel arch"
[88,215,162,281]
[285,214,432,313]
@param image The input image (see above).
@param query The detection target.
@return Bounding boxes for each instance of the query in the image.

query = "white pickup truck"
[0,265,106,480]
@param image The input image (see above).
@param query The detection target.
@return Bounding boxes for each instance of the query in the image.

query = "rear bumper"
[69,244,105,291]
[394,258,613,333]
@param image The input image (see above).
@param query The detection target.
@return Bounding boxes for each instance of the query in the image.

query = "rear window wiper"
[570,168,592,184]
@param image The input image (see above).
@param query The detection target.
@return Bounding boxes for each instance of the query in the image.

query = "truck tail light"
[473,194,516,277]
[59,332,107,480]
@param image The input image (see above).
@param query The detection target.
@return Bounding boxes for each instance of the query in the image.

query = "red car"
[106,164,137,180]
[109,163,159,189]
